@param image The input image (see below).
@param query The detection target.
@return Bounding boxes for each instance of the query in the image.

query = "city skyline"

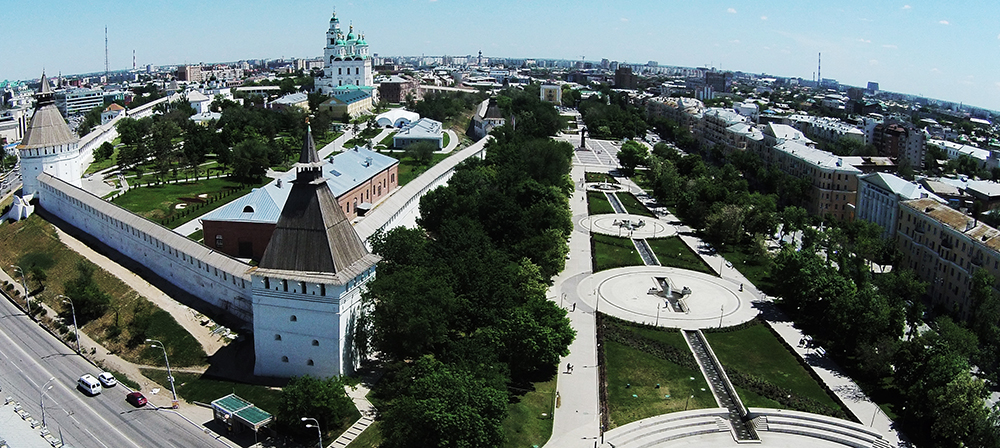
[4,0,1000,111]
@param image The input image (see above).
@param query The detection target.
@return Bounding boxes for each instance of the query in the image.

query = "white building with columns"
[315,12,374,95]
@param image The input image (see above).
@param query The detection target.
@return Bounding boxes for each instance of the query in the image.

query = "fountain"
[648,276,691,313]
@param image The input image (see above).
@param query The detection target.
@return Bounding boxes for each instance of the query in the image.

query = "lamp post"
[684,394,694,411]
[40,377,55,427]
[301,417,322,448]
[58,295,80,354]
[10,264,30,316]
[146,339,178,408]
[655,303,660,327]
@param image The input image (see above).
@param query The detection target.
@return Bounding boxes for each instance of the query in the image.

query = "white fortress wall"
[36,173,254,323]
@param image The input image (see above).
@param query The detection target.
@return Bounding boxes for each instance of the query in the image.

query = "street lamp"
[10,264,30,316]
[684,394,694,411]
[301,417,322,448]
[146,339,178,408]
[58,295,80,354]
[40,377,55,427]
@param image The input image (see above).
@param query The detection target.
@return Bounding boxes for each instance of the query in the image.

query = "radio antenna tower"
[133,50,136,70]
[105,26,110,78]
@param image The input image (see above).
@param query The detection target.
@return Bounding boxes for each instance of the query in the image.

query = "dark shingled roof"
[258,125,374,276]
[18,72,80,150]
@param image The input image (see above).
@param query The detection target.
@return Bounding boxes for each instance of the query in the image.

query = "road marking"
[0,308,144,448]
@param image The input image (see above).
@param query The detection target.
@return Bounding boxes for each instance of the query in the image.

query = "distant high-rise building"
[614,67,638,90]
[705,71,731,93]
[647,61,658,67]
[867,82,879,94]
[600,58,610,70]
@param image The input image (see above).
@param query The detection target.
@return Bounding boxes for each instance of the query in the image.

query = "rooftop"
[203,146,398,225]
[395,117,442,140]
[774,140,862,173]
[903,198,1000,251]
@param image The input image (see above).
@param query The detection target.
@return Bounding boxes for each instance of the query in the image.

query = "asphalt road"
[0,296,228,448]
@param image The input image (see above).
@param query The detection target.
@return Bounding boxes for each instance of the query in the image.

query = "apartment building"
[897,198,1000,319]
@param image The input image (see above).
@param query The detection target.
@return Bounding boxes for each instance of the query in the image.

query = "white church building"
[315,12,374,94]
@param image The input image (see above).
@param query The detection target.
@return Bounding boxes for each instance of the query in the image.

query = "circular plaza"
[579,265,759,330]
[579,214,677,239]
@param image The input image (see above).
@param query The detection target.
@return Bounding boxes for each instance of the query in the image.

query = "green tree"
[404,141,437,165]
[63,261,111,323]
[278,375,356,440]
[617,140,648,176]
[230,137,270,182]
[95,141,115,162]
[379,356,507,448]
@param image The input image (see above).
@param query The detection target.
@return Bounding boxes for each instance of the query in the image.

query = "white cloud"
[858,38,871,43]
[620,17,628,22]
[869,59,879,66]
[939,20,950,25]
[931,68,940,73]
[730,39,741,44]
[727,8,737,14]
[760,16,767,20]
[882,44,898,49]
[995,82,1000,89]
[996,33,1000,40]
[902,4,911,9]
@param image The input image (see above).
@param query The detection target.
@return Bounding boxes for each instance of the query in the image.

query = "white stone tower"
[250,123,380,378]
[18,72,83,197]
[316,12,373,94]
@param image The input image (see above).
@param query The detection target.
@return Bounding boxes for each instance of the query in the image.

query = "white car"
[97,372,117,388]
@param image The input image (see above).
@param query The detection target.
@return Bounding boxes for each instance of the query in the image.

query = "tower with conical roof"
[250,122,380,378]
[17,72,84,197]
[317,11,373,94]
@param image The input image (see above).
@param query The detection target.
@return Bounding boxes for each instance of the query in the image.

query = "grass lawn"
[86,147,121,174]
[140,369,286,415]
[315,130,343,149]
[441,131,450,148]
[616,192,654,217]
[379,131,397,148]
[704,322,841,411]
[111,177,260,228]
[188,229,204,243]
[0,215,207,367]
[585,172,618,184]
[592,234,643,272]
[646,237,715,275]
[345,422,381,448]
[587,191,615,215]
[397,153,451,187]
[604,340,715,428]
[502,377,557,448]
[719,245,775,293]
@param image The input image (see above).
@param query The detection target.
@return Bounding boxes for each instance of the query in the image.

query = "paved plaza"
[583,266,759,330]
[579,213,676,239]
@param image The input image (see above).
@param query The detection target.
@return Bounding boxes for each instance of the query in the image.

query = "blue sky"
[4,0,1000,111]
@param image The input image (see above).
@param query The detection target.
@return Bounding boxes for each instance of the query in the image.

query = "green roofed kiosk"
[211,394,274,439]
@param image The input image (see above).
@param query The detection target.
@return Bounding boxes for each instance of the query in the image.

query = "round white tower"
[17,72,83,197]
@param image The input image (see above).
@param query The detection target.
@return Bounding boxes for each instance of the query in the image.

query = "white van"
[77,374,102,396]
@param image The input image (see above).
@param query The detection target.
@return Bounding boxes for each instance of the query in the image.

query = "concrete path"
[441,130,459,153]
[544,164,602,448]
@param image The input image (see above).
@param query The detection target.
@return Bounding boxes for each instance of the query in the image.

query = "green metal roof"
[212,394,273,429]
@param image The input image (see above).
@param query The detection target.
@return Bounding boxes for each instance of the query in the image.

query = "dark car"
[126,392,147,407]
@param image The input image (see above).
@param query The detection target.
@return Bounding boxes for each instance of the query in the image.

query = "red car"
[126,392,147,407]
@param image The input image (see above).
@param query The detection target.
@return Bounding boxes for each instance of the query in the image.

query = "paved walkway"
[544,164,601,448]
